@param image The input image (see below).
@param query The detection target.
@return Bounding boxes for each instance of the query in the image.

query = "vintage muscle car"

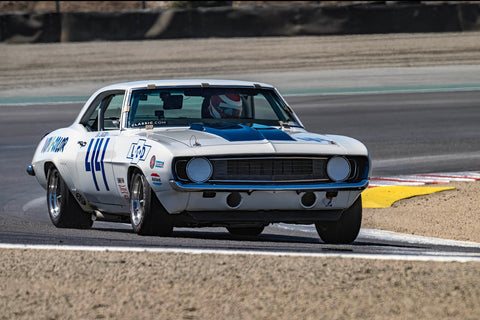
[27,80,370,243]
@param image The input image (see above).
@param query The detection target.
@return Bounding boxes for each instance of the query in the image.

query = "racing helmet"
[208,94,242,118]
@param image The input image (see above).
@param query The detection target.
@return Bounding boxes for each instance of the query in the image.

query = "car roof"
[98,79,275,92]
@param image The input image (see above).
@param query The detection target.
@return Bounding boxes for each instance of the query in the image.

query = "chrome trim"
[169,179,370,192]
[210,156,328,161]
[208,178,329,183]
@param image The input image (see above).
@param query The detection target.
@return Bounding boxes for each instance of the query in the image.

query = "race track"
[1,90,479,260]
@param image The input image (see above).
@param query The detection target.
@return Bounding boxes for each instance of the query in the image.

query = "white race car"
[27,80,370,243]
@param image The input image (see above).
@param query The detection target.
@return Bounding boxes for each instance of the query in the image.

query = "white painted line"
[371,176,448,184]
[0,243,478,262]
[368,180,425,187]
[275,224,480,249]
[359,229,480,248]
[417,174,478,181]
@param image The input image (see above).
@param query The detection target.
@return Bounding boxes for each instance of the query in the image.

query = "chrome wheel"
[130,174,145,228]
[129,170,173,236]
[47,169,62,219]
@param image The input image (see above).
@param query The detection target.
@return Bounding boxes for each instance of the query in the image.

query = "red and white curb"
[369,171,480,187]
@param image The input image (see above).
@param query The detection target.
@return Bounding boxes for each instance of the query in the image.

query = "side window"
[81,91,124,131]
[84,100,102,130]
[103,94,124,130]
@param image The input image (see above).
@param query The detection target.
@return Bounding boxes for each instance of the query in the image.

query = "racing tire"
[130,170,173,236]
[227,226,265,236]
[315,195,362,244]
[46,167,93,229]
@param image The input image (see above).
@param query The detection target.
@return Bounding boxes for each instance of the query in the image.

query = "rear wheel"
[130,170,173,236]
[46,167,93,229]
[315,195,362,244]
[227,226,265,236]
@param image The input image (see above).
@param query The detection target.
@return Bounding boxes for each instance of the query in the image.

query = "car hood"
[142,122,368,156]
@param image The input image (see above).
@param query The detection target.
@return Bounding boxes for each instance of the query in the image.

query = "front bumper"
[169,179,369,192]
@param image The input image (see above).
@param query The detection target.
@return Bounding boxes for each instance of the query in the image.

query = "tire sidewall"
[315,195,362,244]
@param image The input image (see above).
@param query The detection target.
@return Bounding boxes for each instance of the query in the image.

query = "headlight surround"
[186,157,213,183]
[326,156,351,182]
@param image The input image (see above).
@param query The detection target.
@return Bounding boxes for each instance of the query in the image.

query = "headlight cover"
[186,157,213,183]
[327,156,351,182]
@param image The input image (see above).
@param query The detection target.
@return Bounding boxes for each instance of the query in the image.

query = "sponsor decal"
[155,160,164,169]
[127,139,151,165]
[95,132,109,138]
[41,136,69,153]
[323,196,334,207]
[150,155,156,169]
[117,179,129,200]
[85,137,110,191]
[131,120,167,127]
[151,173,162,186]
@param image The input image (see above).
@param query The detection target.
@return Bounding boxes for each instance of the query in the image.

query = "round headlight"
[327,156,351,182]
[186,157,213,183]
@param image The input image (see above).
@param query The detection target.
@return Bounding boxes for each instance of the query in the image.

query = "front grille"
[210,157,328,182]
[174,155,368,185]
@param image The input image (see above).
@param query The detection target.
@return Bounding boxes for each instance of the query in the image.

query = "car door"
[75,90,125,206]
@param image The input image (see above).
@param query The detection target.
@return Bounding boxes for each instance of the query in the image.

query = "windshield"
[127,87,299,128]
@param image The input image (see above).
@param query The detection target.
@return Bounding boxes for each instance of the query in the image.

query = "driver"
[208,93,242,118]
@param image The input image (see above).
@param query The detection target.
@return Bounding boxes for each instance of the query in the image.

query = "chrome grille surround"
[174,156,368,184]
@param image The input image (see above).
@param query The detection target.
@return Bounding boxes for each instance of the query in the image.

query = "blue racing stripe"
[100,138,110,191]
[190,122,294,142]
[90,139,101,191]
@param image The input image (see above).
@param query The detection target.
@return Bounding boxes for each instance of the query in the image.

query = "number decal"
[85,138,110,191]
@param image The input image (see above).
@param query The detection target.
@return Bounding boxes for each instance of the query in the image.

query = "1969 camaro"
[27,79,370,244]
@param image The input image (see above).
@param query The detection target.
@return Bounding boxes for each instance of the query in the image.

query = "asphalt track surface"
[1,90,479,259]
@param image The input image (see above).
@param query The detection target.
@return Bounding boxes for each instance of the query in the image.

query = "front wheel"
[315,195,362,244]
[46,167,93,229]
[130,170,173,236]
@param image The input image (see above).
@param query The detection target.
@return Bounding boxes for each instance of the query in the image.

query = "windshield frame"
[124,86,302,129]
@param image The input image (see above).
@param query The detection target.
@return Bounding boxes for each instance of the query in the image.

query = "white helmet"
[208,94,242,119]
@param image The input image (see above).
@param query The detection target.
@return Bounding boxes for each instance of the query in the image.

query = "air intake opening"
[226,192,242,208]
[301,192,316,208]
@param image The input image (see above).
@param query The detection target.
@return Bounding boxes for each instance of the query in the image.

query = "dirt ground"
[363,181,480,243]
[0,249,479,320]
[1,32,479,319]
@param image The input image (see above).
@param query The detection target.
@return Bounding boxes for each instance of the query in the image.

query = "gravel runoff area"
[1,31,480,91]
[1,32,480,319]
[1,250,479,320]
[363,182,480,244]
